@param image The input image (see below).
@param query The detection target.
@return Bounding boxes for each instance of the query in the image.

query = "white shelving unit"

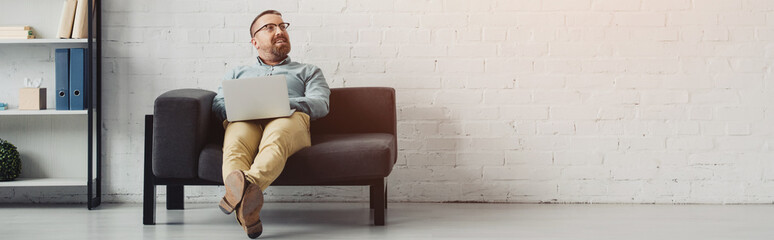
[0,178,86,187]
[0,114,88,187]
[0,0,101,208]
[0,39,88,44]
[0,109,88,116]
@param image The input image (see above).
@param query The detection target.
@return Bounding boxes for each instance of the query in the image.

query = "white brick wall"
[7,0,766,204]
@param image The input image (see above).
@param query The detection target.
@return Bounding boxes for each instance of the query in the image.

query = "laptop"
[222,75,296,121]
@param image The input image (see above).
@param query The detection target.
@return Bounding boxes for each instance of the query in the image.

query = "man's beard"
[269,42,291,59]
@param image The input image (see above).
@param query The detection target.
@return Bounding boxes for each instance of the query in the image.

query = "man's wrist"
[289,100,299,110]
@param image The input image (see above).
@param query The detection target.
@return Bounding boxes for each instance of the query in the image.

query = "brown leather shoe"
[236,183,264,238]
[219,170,247,214]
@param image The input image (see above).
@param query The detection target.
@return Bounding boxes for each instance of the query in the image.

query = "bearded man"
[211,10,330,238]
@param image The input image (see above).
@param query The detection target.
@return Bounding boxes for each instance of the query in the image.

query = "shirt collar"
[256,56,291,66]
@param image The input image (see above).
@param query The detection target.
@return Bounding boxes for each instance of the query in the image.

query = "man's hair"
[250,10,282,37]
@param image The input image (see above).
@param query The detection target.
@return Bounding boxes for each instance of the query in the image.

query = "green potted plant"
[0,138,21,181]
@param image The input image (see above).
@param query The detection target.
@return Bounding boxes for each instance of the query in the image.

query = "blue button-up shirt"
[212,57,331,121]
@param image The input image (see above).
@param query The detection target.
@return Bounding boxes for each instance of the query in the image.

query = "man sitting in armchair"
[211,9,330,238]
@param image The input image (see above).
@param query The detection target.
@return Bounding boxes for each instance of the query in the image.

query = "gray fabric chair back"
[311,87,397,136]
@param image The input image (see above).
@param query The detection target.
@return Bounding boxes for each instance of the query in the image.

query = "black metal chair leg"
[167,185,184,210]
[143,115,156,225]
[143,180,156,225]
[370,182,376,210]
[372,178,385,226]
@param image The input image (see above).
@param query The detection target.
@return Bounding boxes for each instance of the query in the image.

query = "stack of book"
[0,26,35,40]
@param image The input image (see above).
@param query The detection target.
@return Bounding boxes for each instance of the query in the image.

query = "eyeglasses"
[253,22,290,37]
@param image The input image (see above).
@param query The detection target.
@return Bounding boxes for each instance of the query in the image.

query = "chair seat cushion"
[198,133,396,184]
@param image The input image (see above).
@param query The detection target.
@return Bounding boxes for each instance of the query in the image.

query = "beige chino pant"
[221,112,311,191]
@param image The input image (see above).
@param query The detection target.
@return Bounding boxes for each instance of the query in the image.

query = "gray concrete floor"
[1,202,773,239]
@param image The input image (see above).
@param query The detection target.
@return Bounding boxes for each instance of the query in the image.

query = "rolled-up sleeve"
[289,66,330,120]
